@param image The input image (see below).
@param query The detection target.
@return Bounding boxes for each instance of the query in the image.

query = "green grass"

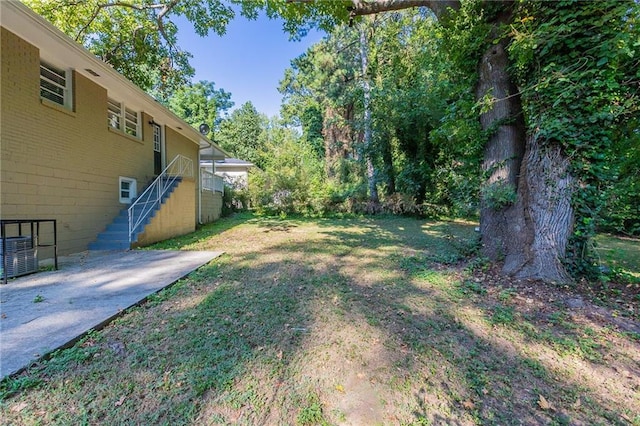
[1,215,637,425]
[595,234,640,280]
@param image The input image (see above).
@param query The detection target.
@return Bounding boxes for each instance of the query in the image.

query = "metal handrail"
[201,169,224,193]
[128,154,193,243]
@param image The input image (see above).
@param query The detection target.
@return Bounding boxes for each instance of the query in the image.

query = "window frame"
[119,177,137,204]
[107,98,141,139]
[40,61,73,109]
[107,98,122,130]
[124,106,139,137]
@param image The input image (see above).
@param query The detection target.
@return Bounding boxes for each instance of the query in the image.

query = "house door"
[153,123,163,175]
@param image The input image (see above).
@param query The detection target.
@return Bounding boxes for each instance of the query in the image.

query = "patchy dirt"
[473,263,640,334]
[2,216,639,425]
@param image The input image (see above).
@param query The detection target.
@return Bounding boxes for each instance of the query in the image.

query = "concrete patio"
[0,249,223,379]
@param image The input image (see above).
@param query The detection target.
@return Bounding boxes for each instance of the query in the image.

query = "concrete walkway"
[0,249,223,378]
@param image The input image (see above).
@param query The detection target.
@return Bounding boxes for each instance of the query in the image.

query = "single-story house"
[210,158,254,189]
[0,1,229,265]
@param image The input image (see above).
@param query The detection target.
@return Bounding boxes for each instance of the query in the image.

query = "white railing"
[201,169,224,193]
[128,154,193,243]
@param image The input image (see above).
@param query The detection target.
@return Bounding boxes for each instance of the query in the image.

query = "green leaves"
[216,102,268,169]
[24,0,241,99]
[506,0,640,272]
[166,80,234,138]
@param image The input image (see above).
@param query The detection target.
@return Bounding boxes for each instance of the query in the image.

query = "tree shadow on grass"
[249,219,634,425]
[1,258,319,424]
[2,216,636,425]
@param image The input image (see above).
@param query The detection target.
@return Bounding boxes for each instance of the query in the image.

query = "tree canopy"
[215,102,268,170]
[25,0,245,100]
[27,0,640,283]
[166,80,234,140]
[271,0,640,282]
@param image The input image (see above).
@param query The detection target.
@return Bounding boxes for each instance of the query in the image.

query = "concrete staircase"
[88,177,182,250]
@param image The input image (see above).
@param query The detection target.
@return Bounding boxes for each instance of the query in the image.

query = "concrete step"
[96,231,128,241]
[88,240,130,250]
[106,222,128,233]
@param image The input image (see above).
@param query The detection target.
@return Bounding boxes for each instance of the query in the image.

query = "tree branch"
[73,0,182,64]
[286,0,460,20]
[74,1,168,41]
[350,0,458,18]
[156,0,181,59]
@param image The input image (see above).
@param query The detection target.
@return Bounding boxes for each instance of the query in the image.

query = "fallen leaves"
[10,402,28,413]
[538,394,552,411]
[462,399,475,410]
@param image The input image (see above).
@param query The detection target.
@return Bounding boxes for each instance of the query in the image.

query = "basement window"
[40,61,73,109]
[119,177,137,204]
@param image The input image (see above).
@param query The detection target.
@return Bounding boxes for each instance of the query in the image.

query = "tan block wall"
[201,190,223,224]
[0,28,199,254]
[164,127,200,224]
[134,180,196,246]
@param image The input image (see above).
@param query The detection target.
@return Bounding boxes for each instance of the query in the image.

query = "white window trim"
[119,177,137,204]
[108,98,122,130]
[153,123,162,153]
[124,106,140,137]
[107,98,141,139]
[40,61,72,109]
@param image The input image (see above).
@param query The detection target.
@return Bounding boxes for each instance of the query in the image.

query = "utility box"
[0,236,38,279]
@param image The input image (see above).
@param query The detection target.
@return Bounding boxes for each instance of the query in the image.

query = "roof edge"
[1,1,228,156]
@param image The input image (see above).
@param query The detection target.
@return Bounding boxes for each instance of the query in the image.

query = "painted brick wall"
[164,126,200,223]
[134,180,196,246]
[0,28,200,255]
[201,190,223,223]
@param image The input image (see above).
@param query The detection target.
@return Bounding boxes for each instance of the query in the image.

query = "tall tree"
[216,102,268,169]
[166,80,234,139]
[358,17,379,203]
[271,0,640,282]
[279,29,363,185]
[368,10,450,204]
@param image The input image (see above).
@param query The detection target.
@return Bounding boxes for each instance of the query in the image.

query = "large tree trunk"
[359,20,379,203]
[476,40,574,283]
[512,135,574,282]
[476,41,527,264]
[349,0,577,282]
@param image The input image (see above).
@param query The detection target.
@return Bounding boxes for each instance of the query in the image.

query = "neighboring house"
[212,158,255,189]
[0,1,228,259]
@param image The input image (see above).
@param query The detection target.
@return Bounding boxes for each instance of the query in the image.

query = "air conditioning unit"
[0,236,38,279]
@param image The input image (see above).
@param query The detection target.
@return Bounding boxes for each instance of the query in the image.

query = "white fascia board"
[1,1,226,153]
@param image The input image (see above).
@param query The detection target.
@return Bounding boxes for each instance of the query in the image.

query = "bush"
[247,133,330,217]
[481,180,517,210]
[598,173,640,236]
[222,184,251,217]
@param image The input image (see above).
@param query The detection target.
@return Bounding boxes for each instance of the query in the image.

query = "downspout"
[198,148,202,225]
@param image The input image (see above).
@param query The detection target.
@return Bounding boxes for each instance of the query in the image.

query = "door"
[153,123,163,175]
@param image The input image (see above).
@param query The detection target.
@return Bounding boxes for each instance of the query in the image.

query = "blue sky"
[176,13,324,118]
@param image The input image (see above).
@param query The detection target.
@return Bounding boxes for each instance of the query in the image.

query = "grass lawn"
[596,234,640,280]
[2,213,639,425]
